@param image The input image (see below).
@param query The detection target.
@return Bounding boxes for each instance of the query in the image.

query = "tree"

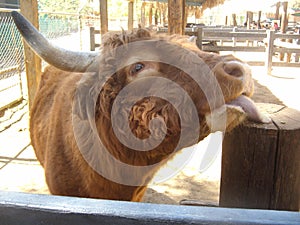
[289,0,300,9]
[38,0,79,12]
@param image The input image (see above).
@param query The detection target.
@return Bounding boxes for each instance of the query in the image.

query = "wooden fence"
[158,27,300,74]
[90,27,101,51]
[2,25,299,223]
[91,26,300,74]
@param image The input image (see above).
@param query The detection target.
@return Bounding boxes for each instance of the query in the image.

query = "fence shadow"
[252,79,284,106]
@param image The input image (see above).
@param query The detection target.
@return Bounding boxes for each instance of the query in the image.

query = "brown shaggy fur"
[30,28,253,201]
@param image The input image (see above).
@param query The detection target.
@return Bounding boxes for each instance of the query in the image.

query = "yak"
[12,11,270,202]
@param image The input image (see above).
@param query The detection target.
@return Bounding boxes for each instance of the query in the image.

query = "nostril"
[223,61,244,78]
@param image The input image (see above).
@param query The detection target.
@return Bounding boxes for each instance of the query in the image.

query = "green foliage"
[107,0,129,18]
[38,0,131,17]
[38,0,80,13]
[290,0,300,9]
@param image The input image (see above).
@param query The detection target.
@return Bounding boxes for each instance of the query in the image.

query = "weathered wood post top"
[220,104,300,212]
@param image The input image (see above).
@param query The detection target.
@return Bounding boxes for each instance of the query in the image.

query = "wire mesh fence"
[0,9,24,110]
[0,8,99,110]
[39,12,99,51]
[38,12,97,68]
[40,13,79,39]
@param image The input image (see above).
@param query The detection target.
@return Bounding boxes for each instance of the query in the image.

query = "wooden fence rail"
[0,191,299,225]
[91,26,300,74]
[89,27,101,51]
[194,28,300,73]
[158,27,300,73]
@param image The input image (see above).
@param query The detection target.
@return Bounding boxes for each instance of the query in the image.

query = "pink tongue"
[228,95,271,123]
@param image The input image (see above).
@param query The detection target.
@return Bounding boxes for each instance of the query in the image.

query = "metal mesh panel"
[39,13,79,39]
[0,11,25,78]
[38,13,97,69]
[38,12,81,69]
[0,9,99,110]
[0,10,24,110]
[38,12,99,51]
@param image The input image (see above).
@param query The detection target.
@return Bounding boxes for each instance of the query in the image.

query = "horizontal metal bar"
[0,191,299,225]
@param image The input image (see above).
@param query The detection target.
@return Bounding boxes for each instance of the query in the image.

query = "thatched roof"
[144,0,226,10]
[199,0,226,11]
[144,0,226,16]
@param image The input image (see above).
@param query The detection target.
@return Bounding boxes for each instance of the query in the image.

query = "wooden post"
[294,29,300,62]
[265,30,275,74]
[20,0,41,109]
[285,31,293,63]
[245,11,248,27]
[231,14,237,27]
[168,0,185,35]
[128,0,134,31]
[78,15,83,50]
[141,2,146,27]
[275,2,280,20]
[89,28,100,51]
[158,3,162,25]
[149,4,153,26]
[257,11,262,29]
[154,2,159,26]
[232,27,237,47]
[196,27,202,50]
[155,8,158,25]
[100,0,108,36]
[90,27,95,51]
[270,107,300,211]
[225,16,228,26]
[247,11,253,29]
[162,3,167,27]
[220,104,300,211]
[280,1,288,34]
[184,6,188,29]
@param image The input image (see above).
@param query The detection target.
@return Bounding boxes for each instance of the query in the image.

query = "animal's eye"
[130,63,144,75]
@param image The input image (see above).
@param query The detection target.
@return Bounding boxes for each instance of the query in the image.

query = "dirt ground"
[0,65,299,206]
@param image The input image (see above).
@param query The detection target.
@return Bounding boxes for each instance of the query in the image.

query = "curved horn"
[12,11,99,72]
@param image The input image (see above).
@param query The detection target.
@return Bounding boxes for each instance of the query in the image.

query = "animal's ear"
[135,28,151,38]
